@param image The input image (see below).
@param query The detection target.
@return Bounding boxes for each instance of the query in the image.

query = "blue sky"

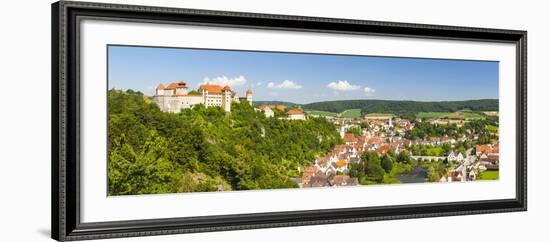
[108,45,498,104]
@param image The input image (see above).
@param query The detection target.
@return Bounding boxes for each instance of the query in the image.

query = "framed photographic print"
[52,1,527,241]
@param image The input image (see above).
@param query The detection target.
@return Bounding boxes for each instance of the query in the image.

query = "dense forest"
[302,99,498,114]
[108,89,341,195]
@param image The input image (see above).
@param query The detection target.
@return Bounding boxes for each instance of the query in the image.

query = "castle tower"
[246,88,253,105]
[222,85,232,112]
[174,81,188,95]
[155,83,165,96]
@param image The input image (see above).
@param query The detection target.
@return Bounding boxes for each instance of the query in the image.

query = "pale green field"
[306,109,362,118]
[340,109,362,118]
[305,110,338,117]
[482,111,499,117]
[479,170,499,180]
[364,113,395,119]
[416,112,453,119]
[417,110,485,120]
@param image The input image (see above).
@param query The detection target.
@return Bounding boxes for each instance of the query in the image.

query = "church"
[153,81,252,113]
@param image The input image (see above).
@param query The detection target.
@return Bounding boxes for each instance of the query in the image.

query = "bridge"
[411,156,446,161]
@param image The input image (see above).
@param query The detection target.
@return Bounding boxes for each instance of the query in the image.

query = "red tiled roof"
[343,133,356,143]
[267,105,286,111]
[163,81,187,90]
[199,84,223,94]
[476,144,493,154]
[164,83,178,90]
[336,160,347,167]
[376,145,390,154]
[355,140,365,149]
[287,109,304,115]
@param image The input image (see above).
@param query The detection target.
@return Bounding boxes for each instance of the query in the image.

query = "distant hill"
[254,101,299,107]
[302,99,498,115]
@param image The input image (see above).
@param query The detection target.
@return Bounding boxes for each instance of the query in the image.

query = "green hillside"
[302,99,498,115]
[108,90,341,195]
[340,109,362,118]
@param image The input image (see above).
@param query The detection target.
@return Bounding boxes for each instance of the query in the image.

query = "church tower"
[339,120,345,139]
[246,88,253,105]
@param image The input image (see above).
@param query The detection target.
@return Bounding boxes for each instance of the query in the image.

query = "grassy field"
[417,110,485,120]
[305,110,339,117]
[479,170,499,180]
[340,109,362,118]
[416,112,452,119]
[449,110,485,119]
[482,111,499,117]
[364,113,395,119]
[426,147,443,156]
[306,109,363,118]
[485,125,499,133]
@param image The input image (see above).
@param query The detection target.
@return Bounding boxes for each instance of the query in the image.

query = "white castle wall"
[154,85,251,113]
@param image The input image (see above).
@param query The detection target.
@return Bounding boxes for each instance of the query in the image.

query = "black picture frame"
[51,1,527,241]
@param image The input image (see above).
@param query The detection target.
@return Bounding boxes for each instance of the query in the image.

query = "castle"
[153,81,252,113]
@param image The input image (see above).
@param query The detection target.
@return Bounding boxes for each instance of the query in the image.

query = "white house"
[447,151,465,162]
[287,109,306,120]
[259,105,274,118]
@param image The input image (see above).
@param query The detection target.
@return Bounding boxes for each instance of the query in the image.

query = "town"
[152,82,499,188]
[256,103,499,187]
[298,115,499,187]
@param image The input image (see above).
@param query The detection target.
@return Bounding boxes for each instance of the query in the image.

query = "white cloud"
[202,75,247,87]
[256,82,262,86]
[364,87,376,96]
[327,80,360,91]
[267,80,302,89]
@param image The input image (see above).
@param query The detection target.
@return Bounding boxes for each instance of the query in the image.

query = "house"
[259,105,274,118]
[468,169,477,180]
[287,109,306,120]
[270,105,286,112]
[315,154,338,174]
[447,151,464,162]
[343,133,357,145]
[334,159,348,173]
[329,175,358,187]
[375,145,391,155]
[304,172,329,188]
[301,165,319,185]
[475,144,495,156]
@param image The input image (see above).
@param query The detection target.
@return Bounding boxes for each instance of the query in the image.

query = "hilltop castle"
[153,81,252,113]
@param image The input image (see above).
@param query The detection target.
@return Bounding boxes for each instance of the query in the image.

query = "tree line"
[302,99,499,115]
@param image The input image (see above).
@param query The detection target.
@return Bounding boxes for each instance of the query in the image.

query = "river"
[396,166,428,183]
